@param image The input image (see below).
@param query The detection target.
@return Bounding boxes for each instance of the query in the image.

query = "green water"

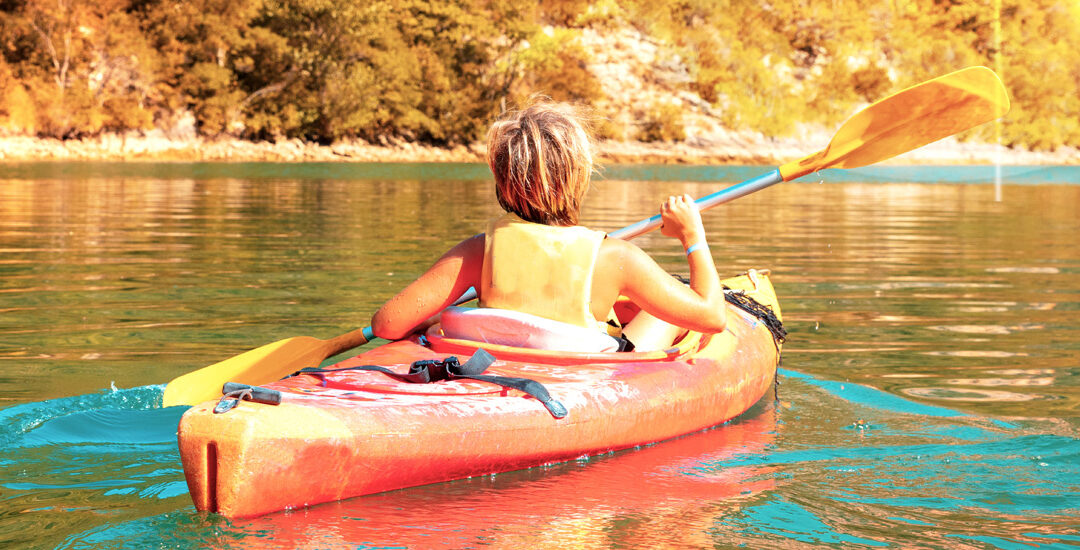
[1,163,1078,548]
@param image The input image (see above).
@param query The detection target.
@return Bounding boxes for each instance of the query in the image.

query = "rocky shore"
[1,131,1077,166]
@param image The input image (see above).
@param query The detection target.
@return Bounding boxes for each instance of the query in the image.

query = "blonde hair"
[486,101,594,226]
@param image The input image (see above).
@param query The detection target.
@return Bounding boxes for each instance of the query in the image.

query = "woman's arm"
[371,234,485,340]
[597,195,726,333]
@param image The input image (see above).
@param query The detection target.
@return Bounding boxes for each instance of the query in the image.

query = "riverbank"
[4,22,1077,168]
[2,132,1078,166]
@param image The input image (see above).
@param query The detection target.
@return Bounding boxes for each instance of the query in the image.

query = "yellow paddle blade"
[161,336,331,407]
[780,66,1010,181]
[163,326,374,407]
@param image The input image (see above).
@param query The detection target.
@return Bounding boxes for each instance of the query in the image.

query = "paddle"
[610,65,1010,239]
[161,65,1009,407]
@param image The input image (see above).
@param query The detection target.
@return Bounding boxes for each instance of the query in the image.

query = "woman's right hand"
[659,194,706,246]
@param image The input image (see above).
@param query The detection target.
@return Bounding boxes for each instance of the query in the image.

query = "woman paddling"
[372,101,727,351]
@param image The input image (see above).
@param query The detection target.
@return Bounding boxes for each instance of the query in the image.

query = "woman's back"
[480,212,609,332]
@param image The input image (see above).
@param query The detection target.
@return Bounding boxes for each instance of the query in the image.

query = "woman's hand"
[659,194,706,247]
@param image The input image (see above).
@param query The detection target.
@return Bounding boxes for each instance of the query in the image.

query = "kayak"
[177,269,784,518]
[230,407,779,547]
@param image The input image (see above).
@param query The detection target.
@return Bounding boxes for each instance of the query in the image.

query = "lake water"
[1,163,1078,549]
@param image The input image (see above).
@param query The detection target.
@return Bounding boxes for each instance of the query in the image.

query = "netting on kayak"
[723,289,787,348]
[672,273,787,349]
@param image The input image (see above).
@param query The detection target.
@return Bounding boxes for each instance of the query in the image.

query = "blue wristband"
[685,242,707,256]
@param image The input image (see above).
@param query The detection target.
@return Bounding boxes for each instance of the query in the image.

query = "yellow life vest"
[480,212,613,334]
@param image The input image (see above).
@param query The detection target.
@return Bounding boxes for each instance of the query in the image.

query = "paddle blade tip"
[160,336,328,407]
[779,66,1012,181]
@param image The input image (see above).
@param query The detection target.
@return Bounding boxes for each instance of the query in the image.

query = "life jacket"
[480,212,614,335]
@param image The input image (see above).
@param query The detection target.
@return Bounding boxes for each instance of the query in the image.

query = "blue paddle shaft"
[607,169,784,240]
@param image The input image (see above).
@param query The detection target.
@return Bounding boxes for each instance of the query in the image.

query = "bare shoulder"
[599,236,641,257]
[441,233,486,261]
[598,237,655,269]
[596,237,664,287]
[598,237,690,299]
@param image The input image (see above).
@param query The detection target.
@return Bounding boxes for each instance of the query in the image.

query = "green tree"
[392,0,533,143]
[508,27,603,107]
[136,0,268,135]
[167,0,533,143]
[0,0,160,136]
[995,1,1080,150]
[1,0,1078,151]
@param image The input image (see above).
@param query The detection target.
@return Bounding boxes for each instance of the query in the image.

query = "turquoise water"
[1,164,1078,548]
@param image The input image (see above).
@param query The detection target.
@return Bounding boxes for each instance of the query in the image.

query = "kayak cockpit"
[423,269,780,365]
[423,322,705,365]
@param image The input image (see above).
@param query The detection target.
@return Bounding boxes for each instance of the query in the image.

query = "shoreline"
[1,134,1078,166]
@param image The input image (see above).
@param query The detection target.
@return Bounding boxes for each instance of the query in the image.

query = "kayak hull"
[177,270,782,518]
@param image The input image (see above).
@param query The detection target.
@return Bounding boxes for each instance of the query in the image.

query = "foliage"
[508,27,604,107]
[0,59,35,133]
[538,0,592,26]
[622,0,1080,150]
[0,0,160,137]
[638,100,685,142]
[0,0,1077,151]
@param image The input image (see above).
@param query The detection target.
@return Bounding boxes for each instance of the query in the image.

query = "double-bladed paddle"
[162,65,1009,407]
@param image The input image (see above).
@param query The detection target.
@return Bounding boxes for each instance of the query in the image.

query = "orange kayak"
[232,406,779,548]
[177,269,783,518]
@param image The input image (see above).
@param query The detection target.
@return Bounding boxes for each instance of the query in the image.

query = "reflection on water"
[1,165,1078,548]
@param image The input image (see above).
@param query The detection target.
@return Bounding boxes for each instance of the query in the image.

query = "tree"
[0,0,160,136]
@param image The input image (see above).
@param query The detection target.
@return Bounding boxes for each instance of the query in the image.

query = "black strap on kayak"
[295,349,568,419]
[214,382,283,414]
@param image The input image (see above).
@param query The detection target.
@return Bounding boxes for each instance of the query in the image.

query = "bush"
[509,27,604,107]
[0,61,37,134]
[538,0,592,26]
[638,101,684,142]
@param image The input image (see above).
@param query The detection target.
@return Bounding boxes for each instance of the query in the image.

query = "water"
[1,163,1078,548]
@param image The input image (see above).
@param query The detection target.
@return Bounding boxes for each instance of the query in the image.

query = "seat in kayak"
[439,306,620,353]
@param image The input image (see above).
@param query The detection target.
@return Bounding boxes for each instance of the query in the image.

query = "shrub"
[509,27,604,107]
[0,61,37,134]
[638,101,684,142]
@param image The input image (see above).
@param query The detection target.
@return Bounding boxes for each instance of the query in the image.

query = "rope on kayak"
[672,273,787,351]
[723,289,787,350]
[293,349,568,419]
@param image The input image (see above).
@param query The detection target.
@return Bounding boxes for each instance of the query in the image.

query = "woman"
[372,101,726,350]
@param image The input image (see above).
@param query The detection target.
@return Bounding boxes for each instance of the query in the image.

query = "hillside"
[1,0,1078,165]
